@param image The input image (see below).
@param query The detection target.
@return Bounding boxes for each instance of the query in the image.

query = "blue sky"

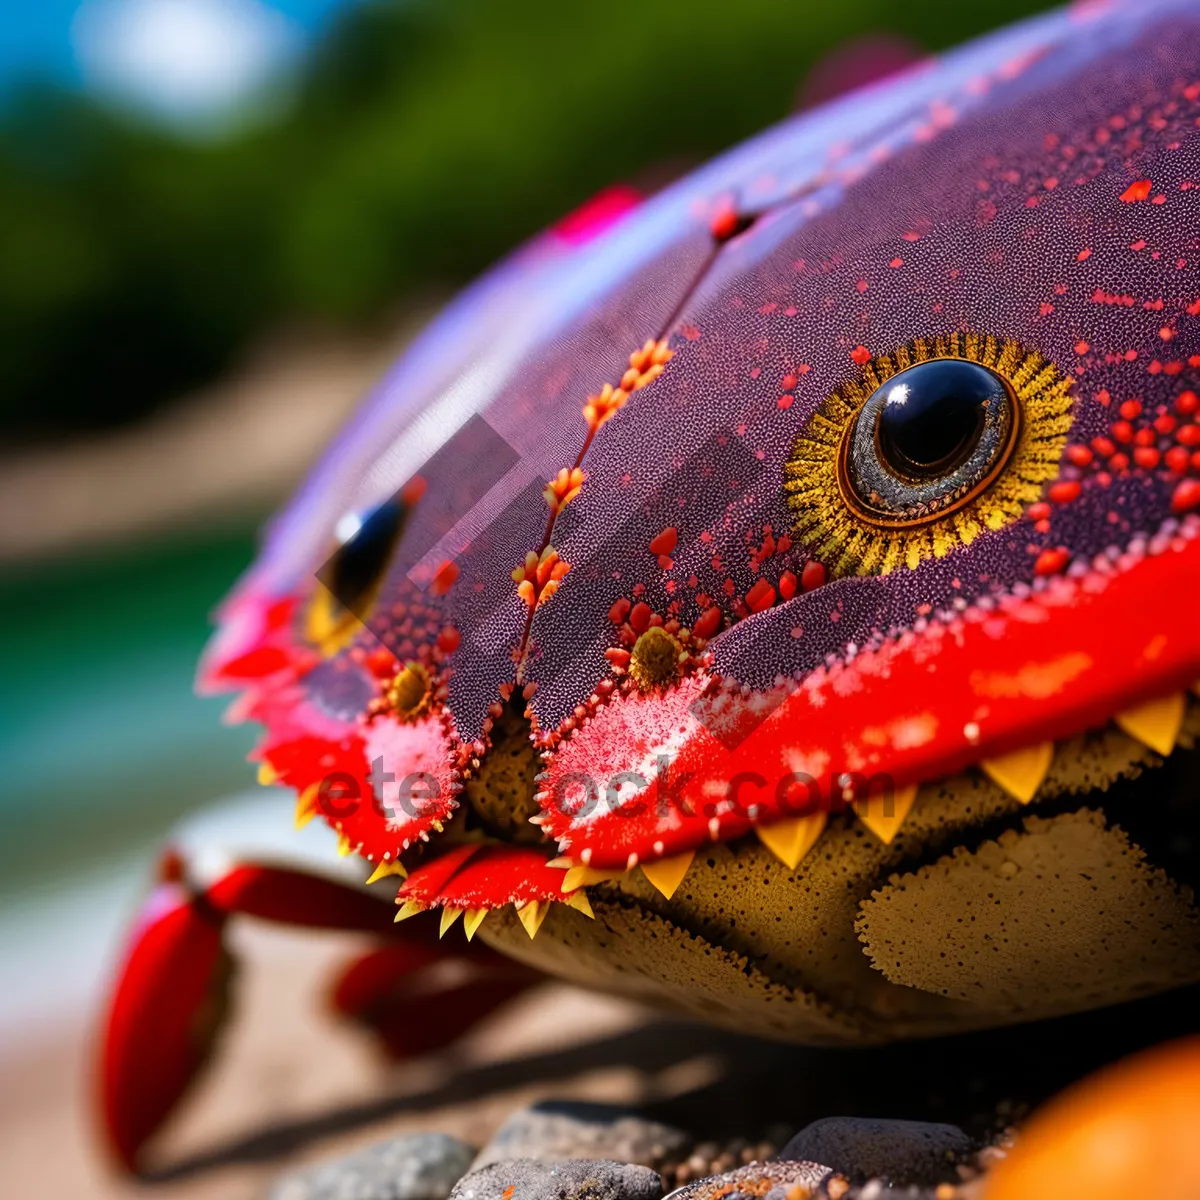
[2,0,356,118]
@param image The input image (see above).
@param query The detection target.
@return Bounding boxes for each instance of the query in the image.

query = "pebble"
[778,1118,971,1186]
[664,1159,831,1200]
[473,1101,692,1171]
[270,1132,478,1200]
[451,1157,663,1200]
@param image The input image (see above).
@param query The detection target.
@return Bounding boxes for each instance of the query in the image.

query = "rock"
[270,1132,477,1200]
[778,1118,971,1186]
[472,1101,692,1170]
[451,1157,663,1200]
[664,1160,830,1200]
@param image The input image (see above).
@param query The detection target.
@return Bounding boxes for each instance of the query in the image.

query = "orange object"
[985,1038,1200,1200]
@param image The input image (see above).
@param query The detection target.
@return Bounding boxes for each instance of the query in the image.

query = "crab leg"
[96,797,543,1173]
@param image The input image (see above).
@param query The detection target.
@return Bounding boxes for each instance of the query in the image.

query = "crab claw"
[96,844,399,1172]
[330,941,542,1060]
[96,850,231,1173]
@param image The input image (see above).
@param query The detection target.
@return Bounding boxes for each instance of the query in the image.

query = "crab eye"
[840,358,1018,526]
[325,499,406,616]
[785,335,1074,576]
[306,497,407,654]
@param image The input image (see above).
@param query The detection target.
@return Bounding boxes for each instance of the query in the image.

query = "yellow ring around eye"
[784,333,1073,576]
[834,358,1023,531]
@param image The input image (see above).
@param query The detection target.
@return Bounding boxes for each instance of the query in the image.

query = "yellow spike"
[438,906,464,937]
[640,851,695,899]
[981,742,1054,804]
[515,899,549,939]
[257,761,278,786]
[336,834,353,857]
[1115,693,1186,757]
[365,860,407,885]
[566,890,594,919]
[545,856,575,870]
[854,784,919,844]
[294,784,320,830]
[394,899,424,923]
[463,908,488,941]
[755,813,827,870]
[561,865,625,893]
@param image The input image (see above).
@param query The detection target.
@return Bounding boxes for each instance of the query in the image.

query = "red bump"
[430,560,459,596]
[850,344,871,365]
[1119,178,1152,202]
[692,606,722,640]
[801,560,827,592]
[608,597,631,625]
[1176,390,1199,415]
[629,601,652,634]
[1177,424,1200,448]
[745,579,776,613]
[649,527,678,557]
[436,626,461,654]
[778,570,798,601]
[1065,444,1093,467]
[1048,480,1082,505]
[1027,502,1051,521]
[1118,398,1142,420]
[1171,479,1200,513]
[1076,248,1092,261]
[1034,547,1070,576]
[1165,446,1190,474]
[1090,435,1116,458]
[1111,420,1134,444]
[1132,446,1161,470]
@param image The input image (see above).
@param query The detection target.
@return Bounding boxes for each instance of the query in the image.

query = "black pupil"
[875,360,1003,478]
[324,498,405,616]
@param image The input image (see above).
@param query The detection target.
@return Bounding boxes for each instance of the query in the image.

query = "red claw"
[97,870,230,1172]
[95,852,430,1171]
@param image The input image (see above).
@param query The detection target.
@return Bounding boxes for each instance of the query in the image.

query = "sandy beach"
[0,918,677,1200]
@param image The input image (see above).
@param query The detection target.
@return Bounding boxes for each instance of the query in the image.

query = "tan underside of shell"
[479,706,1200,1044]
[856,808,1200,1014]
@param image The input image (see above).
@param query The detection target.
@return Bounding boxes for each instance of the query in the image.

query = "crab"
[97,0,1200,1177]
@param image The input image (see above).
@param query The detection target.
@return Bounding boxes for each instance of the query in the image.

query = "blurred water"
[0,528,261,903]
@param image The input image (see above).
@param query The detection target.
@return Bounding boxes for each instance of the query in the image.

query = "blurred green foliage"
[0,0,1053,442]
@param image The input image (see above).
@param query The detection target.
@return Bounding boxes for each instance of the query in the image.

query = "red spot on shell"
[1065,444,1093,467]
[850,344,871,365]
[430,560,459,596]
[1119,178,1152,202]
[1076,248,1092,261]
[801,560,827,592]
[1048,480,1082,505]
[1178,390,1199,415]
[745,579,776,613]
[629,602,652,634]
[649,527,678,557]
[1172,479,1200,513]
[436,626,461,654]
[778,570,798,601]
[1166,446,1191,474]
[692,606,722,640]
[1132,446,1161,469]
[1034,547,1071,576]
